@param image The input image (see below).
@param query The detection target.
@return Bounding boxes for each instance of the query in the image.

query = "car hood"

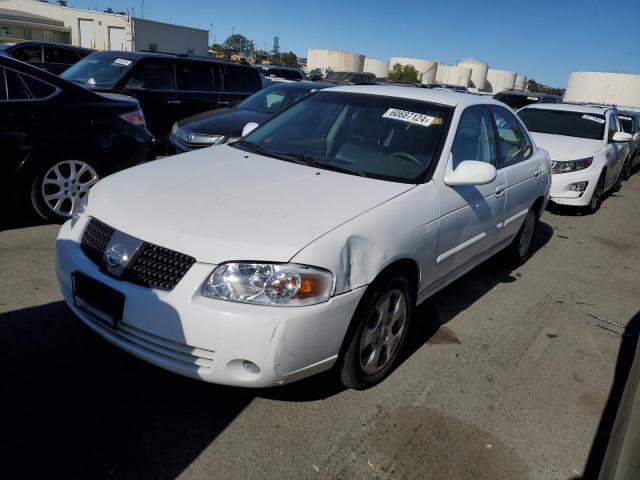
[86,145,414,264]
[176,108,271,138]
[530,132,602,161]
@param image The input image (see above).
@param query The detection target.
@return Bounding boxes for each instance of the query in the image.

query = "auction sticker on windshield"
[582,114,605,124]
[383,108,439,127]
[113,58,132,66]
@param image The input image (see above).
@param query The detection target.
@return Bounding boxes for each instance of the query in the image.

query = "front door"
[435,105,506,276]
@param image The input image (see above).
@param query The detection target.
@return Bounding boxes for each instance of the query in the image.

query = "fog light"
[567,181,588,192]
[242,360,260,374]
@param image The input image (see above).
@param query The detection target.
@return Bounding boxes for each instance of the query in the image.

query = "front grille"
[81,217,114,265]
[124,244,196,291]
[79,217,195,291]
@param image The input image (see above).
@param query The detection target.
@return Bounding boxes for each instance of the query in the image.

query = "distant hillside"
[527,79,565,96]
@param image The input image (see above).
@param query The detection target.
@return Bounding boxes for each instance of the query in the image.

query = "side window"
[44,47,80,65]
[177,62,215,91]
[450,105,496,169]
[20,74,57,99]
[125,61,175,90]
[12,45,42,63]
[0,68,7,101]
[5,70,31,100]
[490,105,533,168]
[221,65,260,93]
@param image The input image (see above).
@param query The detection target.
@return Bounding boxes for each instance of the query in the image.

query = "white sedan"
[56,86,550,389]
[518,103,631,213]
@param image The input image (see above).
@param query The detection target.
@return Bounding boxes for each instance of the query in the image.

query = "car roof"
[321,85,490,107]
[520,102,612,115]
[263,81,335,91]
[88,50,243,67]
[1,40,92,52]
[495,91,559,98]
[257,64,301,70]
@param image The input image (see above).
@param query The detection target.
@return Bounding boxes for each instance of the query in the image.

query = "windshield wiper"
[275,152,367,177]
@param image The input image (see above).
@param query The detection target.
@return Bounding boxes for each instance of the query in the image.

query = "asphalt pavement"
[1,175,639,479]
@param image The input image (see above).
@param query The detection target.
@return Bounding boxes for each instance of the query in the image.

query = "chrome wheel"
[359,289,407,375]
[41,160,99,217]
[518,211,536,258]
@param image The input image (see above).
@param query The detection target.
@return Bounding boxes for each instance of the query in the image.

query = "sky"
[71,0,640,88]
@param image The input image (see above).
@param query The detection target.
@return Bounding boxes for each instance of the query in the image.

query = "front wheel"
[340,277,413,390]
[30,159,100,223]
[585,174,605,214]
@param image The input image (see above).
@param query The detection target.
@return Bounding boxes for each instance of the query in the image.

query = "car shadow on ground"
[0,223,553,476]
[0,301,255,478]
[0,209,49,232]
[576,311,640,480]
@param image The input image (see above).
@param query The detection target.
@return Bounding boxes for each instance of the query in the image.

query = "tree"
[280,51,298,66]
[224,34,249,54]
[388,63,419,84]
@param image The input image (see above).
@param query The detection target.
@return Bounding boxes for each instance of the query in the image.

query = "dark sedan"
[1,55,155,223]
[0,41,92,75]
[168,81,333,153]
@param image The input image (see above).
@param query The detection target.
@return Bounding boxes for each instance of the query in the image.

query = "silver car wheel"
[41,160,99,217]
[359,289,407,375]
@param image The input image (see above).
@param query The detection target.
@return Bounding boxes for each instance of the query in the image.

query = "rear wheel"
[30,159,100,223]
[340,276,413,390]
[507,208,538,265]
[622,156,633,181]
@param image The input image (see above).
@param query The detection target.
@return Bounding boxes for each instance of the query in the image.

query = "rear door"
[174,60,220,119]
[489,105,544,241]
[121,58,177,138]
[436,104,506,273]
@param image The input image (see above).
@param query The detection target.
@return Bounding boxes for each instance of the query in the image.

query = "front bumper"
[55,218,365,387]
[549,167,601,207]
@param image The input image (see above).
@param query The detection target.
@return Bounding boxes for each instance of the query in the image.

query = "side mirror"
[612,131,632,142]
[242,122,259,137]
[444,160,497,186]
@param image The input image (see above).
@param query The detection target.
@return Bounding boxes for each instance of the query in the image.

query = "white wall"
[132,18,208,55]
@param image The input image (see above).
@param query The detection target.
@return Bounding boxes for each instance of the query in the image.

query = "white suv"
[518,104,631,213]
[56,86,550,389]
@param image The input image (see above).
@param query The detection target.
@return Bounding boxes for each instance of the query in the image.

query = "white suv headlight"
[202,262,334,306]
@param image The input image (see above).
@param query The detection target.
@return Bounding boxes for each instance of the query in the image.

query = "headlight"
[176,126,224,146]
[202,262,334,306]
[70,192,88,228]
[552,157,593,174]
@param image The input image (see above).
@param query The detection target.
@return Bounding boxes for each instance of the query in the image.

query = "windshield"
[237,91,451,182]
[0,43,14,51]
[518,109,605,140]
[495,93,540,110]
[61,55,133,87]
[238,86,313,115]
[325,72,353,82]
[618,116,635,134]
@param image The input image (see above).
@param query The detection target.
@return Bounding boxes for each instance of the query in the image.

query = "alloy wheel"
[359,289,407,375]
[41,160,99,218]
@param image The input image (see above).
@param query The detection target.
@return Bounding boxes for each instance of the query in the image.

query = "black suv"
[323,71,376,85]
[0,41,92,75]
[1,55,155,223]
[255,65,308,80]
[493,90,562,110]
[61,51,262,143]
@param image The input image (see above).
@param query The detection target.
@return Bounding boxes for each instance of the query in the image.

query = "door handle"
[534,169,542,178]
[495,185,505,197]
[167,100,181,105]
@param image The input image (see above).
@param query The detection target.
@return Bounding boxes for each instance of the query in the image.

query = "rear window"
[11,45,42,63]
[220,64,260,93]
[495,93,540,110]
[518,109,605,140]
[61,54,133,88]
[21,74,57,98]
[177,62,215,91]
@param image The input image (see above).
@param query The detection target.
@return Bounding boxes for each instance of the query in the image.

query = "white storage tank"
[456,59,489,90]
[388,57,438,84]
[435,64,472,87]
[564,71,640,109]
[364,58,390,79]
[514,74,528,91]
[306,48,365,73]
[485,68,517,93]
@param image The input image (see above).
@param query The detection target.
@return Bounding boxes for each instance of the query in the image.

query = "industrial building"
[307,48,364,73]
[564,71,640,109]
[456,59,488,90]
[364,57,389,79]
[0,0,208,54]
[514,74,527,91]
[389,57,437,84]
[485,68,517,94]
[435,64,471,87]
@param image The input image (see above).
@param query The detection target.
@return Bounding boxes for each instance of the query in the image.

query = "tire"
[340,276,414,390]
[30,158,101,224]
[585,174,605,215]
[622,156,632,181]
[507,208,538,265]
[613,162,624,192]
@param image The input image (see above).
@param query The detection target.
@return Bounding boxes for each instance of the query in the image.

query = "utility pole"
[141,0,144,18]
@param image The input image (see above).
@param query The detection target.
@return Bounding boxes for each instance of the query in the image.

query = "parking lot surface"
[1,176,639,479]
